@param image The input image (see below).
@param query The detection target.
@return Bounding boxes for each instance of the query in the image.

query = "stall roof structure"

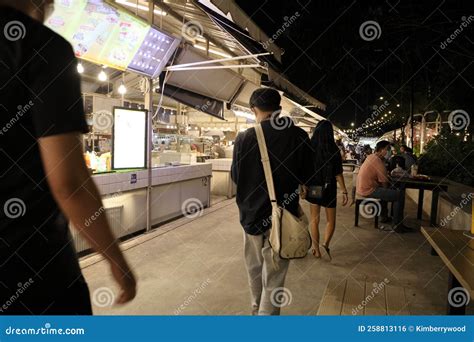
[110,1,343,134]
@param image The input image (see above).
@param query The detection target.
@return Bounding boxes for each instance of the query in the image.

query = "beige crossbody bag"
[255,124,311,261]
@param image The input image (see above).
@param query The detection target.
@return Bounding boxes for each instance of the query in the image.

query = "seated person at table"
[389,154,406,173]
[400,145,417,171]
[356,141,412,233]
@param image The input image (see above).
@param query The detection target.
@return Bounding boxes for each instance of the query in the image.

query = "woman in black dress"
[307,120,348,259]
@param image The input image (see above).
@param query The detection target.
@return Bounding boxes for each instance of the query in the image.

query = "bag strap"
[255,124,277,204]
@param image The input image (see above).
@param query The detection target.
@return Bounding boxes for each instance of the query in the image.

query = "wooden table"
[391,177,448,226]
[421,227,474,315]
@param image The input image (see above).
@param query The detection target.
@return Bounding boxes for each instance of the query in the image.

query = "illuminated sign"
[112,107,147,169]
[46,0,179,77]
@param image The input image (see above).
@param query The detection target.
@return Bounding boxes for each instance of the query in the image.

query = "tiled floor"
[81,177,463,315]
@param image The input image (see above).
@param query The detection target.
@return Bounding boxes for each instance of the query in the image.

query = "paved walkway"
[81,177,457,315]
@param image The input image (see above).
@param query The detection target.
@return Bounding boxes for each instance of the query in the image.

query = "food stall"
[45,0,333,252]
[46,0,212,252]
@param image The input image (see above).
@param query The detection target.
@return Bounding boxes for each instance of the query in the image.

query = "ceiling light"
[115,0,167,15]
[118,83,127,95]
[98,70,107,82]
[77,62,84,74]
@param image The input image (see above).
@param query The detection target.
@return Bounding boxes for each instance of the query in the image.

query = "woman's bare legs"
[310,204,321,258]
[323,207,337,247]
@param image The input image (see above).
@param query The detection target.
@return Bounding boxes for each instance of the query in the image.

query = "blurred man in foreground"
[0,0,136,314]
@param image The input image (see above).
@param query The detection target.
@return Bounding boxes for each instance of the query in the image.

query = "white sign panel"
[112,108,147,169]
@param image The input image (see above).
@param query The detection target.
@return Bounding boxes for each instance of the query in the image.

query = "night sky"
[235,0,474,133]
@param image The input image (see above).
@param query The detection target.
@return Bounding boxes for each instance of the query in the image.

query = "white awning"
[232,81,260,108]
[166,46,245,102]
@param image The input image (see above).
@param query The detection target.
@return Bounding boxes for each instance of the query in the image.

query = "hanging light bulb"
[77,62,84,74]
[118,83,127,95]
[98,70,107,82]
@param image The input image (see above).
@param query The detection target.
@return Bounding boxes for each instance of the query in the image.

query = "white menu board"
[112,107,147,169]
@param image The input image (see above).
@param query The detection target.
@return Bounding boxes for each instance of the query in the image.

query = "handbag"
[307,165,332,200]
[254,124,311,261]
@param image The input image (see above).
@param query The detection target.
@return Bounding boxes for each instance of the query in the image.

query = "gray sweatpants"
[243,230,290,315]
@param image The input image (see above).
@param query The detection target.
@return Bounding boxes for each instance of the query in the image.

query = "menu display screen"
[112,107,147,169]
[46,0,179,77]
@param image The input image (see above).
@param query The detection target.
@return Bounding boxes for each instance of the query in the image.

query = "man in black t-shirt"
[231,88,314,315]
[0,0,136,314]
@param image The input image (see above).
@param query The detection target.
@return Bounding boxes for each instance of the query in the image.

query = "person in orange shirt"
[356,141,412,233]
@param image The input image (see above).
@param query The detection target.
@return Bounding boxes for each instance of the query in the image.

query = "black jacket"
[231,119,315,235]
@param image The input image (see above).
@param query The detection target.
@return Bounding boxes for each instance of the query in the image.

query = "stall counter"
[208,158,236,199]
[71,163,212,253]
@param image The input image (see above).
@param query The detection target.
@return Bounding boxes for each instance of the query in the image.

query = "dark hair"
[311,120,339,160]
[375,140,391,152]
[249,88,281,112]
[401,144,413,153]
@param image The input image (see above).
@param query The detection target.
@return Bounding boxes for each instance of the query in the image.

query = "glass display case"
[152,133,214,166]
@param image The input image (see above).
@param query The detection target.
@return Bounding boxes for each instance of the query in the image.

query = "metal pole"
[420,113,426,153]
[145,1,154,232]
[165,52,271,69]
[166,64,264,71]
[410,79,414,149]
[145,77,153,232]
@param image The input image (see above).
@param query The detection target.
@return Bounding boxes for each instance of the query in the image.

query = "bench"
[421,227,474,315]
[317,278,411,315]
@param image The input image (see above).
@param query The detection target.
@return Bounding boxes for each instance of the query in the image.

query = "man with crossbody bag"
[231,88,314,315]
